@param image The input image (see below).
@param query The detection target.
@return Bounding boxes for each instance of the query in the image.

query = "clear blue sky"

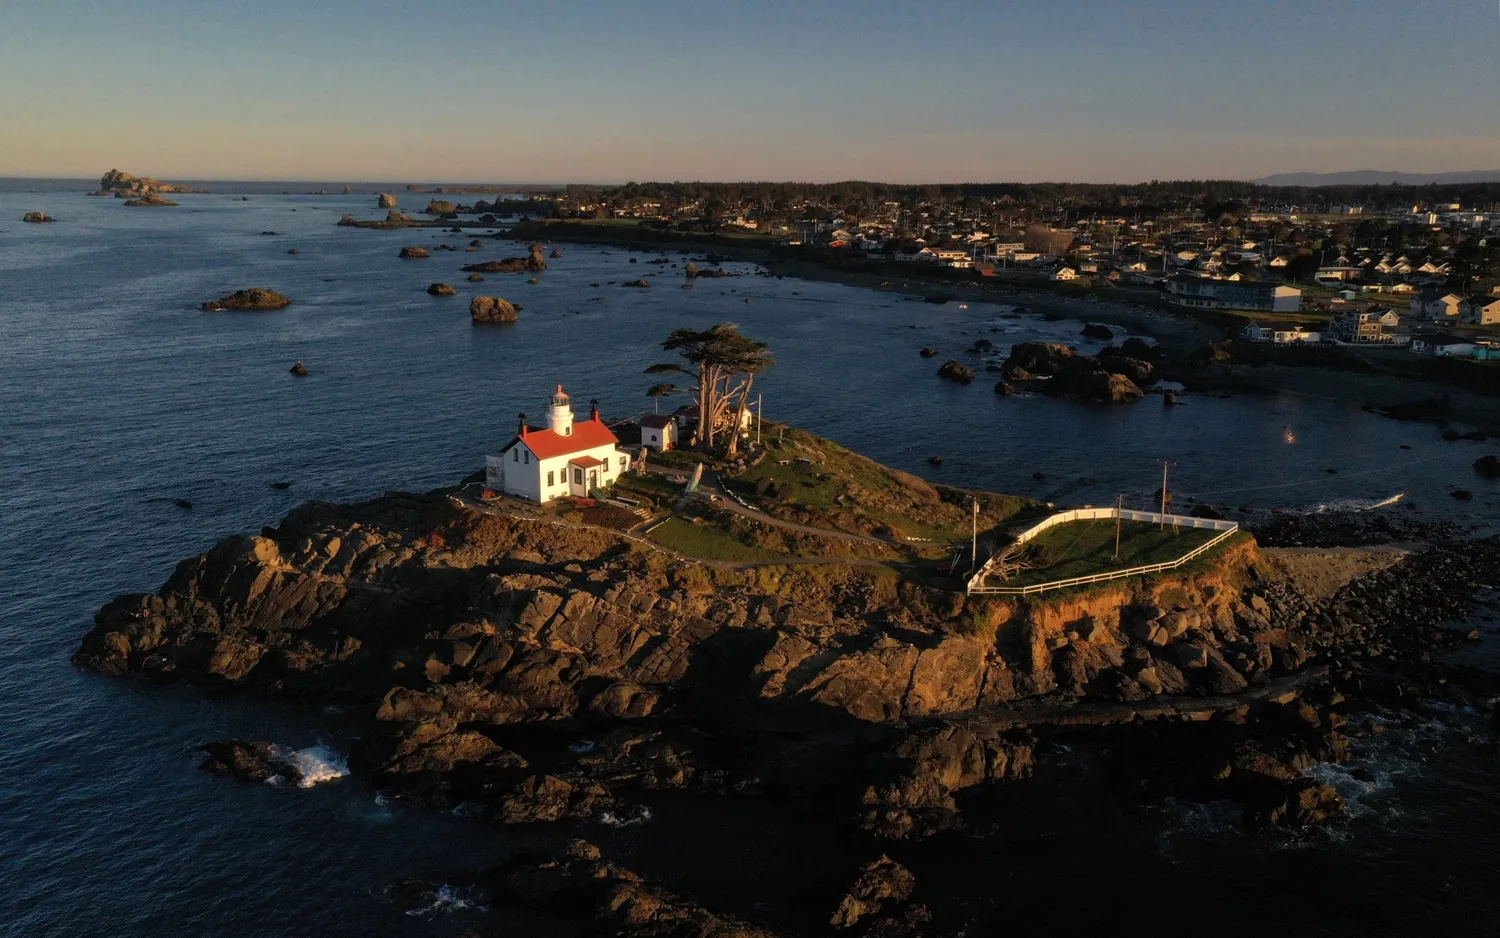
[2,0,1497,182]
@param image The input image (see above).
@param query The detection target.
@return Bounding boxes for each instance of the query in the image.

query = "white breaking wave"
[270,744,350,788]
[404,884,488,918]
[598,805,653,828]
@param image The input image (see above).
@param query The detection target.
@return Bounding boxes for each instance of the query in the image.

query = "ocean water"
[2,184,1499,936]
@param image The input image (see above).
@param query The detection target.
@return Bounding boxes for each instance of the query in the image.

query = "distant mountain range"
[1255,169,1500,187]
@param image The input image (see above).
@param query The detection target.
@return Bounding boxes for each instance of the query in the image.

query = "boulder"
[398,246,430,259]
[467,273,485,282]
[377,193,397,208]
[426,283,457,296]
[200,288,291,312]
[621,279,649,288]
[919,347,938,357]
[937,360,974,384]
[830,856,916,929]
[1475,455,1500,479]
[470,296,519,324]
[1081,323,1114,340]
[199,739,299,784]
[21,211,55,223]
[289,361,309,377]
[122,194,178,207]
[995,380,1016,395]
[1246,778,1345,829]
[423,199,457,215]
[549,247,562,258]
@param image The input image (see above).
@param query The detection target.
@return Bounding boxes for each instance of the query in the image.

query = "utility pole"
[1160,462,1169,529]
[756,393,763,444]
[1113,493,1123,562]
[971,498,979,572]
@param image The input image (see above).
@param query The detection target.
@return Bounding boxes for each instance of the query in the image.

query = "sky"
[2,0,1498,183]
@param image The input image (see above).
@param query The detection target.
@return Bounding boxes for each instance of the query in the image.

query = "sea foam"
[270,744,350,788]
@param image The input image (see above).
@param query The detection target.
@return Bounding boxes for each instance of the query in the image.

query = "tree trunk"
[725,375,754,458]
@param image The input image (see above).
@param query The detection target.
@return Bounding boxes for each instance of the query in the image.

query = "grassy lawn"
[1003,519,1223,586]
[646,516,780,563]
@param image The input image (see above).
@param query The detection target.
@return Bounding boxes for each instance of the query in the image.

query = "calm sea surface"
[2,182,1498,936]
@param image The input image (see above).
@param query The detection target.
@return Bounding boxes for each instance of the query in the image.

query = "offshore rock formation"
[123,194,179,207]
[461,243,547,274]
[398,246,430,259]
[22,211,56,223]
[1002,342,1146,403]
[469,296,518,323]
[95,168,191,198]
[377,193,398,209]
[936,360,974,384]
[426,283,457,297]
[200,288,291,312]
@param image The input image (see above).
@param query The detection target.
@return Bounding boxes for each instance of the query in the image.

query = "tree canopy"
[646,324,772,456]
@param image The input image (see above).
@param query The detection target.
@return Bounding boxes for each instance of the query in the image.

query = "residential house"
[1409,332,1474,357]
[1050,266,1079,281]
[1165,276,1302,312]
[1327,309,1401,344]
[1409,289,1463,321]
[1462,295,1500,325]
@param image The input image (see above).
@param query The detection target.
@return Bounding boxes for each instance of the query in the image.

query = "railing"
[966,507,1239,596]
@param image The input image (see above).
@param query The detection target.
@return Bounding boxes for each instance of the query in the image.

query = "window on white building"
[602,460,609,474]
[512,449,518,462]
[618,456,626,471]
[573,468,583,484]
[547,471,554,486]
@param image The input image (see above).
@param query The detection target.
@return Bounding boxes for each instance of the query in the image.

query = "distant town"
[448,178,1500,363]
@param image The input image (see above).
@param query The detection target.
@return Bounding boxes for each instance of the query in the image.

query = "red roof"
[568,455,604,468]
[515,417,620,459]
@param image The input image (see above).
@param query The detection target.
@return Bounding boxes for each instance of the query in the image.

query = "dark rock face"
[487,841,777,937]
[398,246,430,259]
[200,288,291,312]
[830,856,926,933]
[919,347,938,357]
[1081,323,1114,340]
[621,279,649,288]
[199,739,299,784]
[426,283,457,296]
[549,247,561,258]
[289,361,309,376]
[22,211,55,223]
[1475,455,1500,479]
[936,360,974,384]
[995,380,1016,395]
[857,725,1033,839]
[1002,342,1144,403]
[470,296,518,323]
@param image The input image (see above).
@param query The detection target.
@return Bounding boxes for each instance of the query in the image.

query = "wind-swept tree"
[646,323,772,456]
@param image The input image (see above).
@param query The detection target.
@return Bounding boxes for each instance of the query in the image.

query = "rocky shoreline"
[72,461,1499,932]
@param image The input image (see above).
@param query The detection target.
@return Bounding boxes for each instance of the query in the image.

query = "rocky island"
[93,168,194,198]
[22,211,56,223]
[200,288,291,312]
[462,243,548,274]
[73,417,1491,923]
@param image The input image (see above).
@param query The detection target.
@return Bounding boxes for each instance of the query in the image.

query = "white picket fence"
[966,507,1239,596]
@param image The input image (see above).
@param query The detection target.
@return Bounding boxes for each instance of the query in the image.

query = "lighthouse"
[547,384,574,436]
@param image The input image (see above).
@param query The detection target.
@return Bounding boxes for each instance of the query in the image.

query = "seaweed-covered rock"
[200,288,291,312]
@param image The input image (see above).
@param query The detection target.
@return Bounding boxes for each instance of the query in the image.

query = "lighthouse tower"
[547,384,574,436]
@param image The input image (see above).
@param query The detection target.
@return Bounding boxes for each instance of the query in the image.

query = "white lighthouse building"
[486,385,634,502]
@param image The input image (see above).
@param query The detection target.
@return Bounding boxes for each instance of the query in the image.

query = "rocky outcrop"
[123,194,179,207]
[97,168,190,197]
[461,243,547,274]
[398,246,430,259]
[621,279,649,288]
[856,724,1034,839]
[289,361,309,377]
[936,360,974,384]
[338,210,434,229]
[426,283,456,296]
[22,211,56,223]
[199,739,299,784]
[470,296,518,323]
[486,840,778,937]
[830,856,927,935]
[424,199,457,215]
[377,193,397,208]
[1002,342,1144,403]
[200,288,291,312]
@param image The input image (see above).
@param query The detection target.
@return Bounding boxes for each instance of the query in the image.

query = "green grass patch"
[1004,519,1224,587]
[646,517,780,563]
